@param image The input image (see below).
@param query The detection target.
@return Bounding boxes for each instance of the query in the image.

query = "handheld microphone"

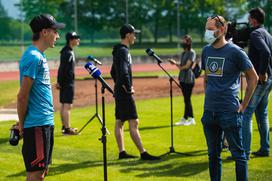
[87,55,102,65]
[145,48,162,64]
[84,62,114,94]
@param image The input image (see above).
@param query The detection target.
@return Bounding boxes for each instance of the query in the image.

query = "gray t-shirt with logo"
[178,49,196,84]
[201,43,253,112]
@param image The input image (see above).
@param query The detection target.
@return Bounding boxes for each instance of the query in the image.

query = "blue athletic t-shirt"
[201,43,253,112]
[19,45,54,128]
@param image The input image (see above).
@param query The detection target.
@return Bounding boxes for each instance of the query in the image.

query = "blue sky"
[1,0,20,19]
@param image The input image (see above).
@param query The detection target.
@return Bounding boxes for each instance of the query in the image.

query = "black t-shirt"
[57,46,75,88]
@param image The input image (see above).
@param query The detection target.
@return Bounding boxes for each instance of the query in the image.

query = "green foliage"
[2,0,272,44]
[21,0,64,21]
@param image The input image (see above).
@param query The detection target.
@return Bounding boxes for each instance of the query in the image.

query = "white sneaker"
[184,117,196,126]
[175,117,187,126]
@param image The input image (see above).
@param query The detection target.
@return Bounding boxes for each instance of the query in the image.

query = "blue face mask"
[204,29,218,44]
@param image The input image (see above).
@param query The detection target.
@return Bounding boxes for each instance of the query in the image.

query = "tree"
[0,1,12,40]
[21,0,65,21]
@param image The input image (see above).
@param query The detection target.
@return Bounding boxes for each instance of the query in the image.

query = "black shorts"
[115,96,138,122]
[22,125,54,172]
[60,87,74,104]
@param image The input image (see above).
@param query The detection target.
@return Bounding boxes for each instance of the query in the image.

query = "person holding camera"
[17,14,65,180]
[242,7,272,158]
[110,24,160,160]
[56,32,80,135]
[201,15,258,180]
[168,35,196,126]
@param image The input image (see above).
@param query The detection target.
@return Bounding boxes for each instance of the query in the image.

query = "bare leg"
[61,103,72,128]
[129,119,145,153]
[60,104,64,127]
[115,119,125,152]
[26,170,46,181]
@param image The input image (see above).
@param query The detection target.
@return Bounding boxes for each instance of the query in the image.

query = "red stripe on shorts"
[30,127,45,167]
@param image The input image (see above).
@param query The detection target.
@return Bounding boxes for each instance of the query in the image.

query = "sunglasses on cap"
[210,15,224,27]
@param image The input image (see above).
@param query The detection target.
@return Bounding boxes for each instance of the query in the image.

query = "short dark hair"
[32,32,40,41]
[249,7,265,24]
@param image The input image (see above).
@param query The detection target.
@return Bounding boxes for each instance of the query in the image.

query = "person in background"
[56,32,80,135]
[17,14,65,180]
[111,24,160,160]
[169,35,196,126]
[242,7,272,158]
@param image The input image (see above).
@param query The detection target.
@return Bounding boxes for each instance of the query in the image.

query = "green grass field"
[0,45,203,62]
[0,94,271,181]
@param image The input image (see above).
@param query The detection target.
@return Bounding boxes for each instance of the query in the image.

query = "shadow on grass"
[118,153,209,178]
[0,137,9,145]
[6,149,208,179]
[126,125,170,132]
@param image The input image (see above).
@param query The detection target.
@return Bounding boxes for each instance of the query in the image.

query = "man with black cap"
[17,14,65,180]
[110,24,160,160]
[56,32,80,135]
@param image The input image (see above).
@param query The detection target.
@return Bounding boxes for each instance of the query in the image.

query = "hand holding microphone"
[168,59,177,65]
[85,62,114,94]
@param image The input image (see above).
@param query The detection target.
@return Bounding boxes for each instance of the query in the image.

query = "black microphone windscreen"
[146,48,154,56]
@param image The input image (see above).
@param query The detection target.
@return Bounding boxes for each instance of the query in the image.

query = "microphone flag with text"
[145,48,162,64]
[87,55,102,65]
[85,62,114,94]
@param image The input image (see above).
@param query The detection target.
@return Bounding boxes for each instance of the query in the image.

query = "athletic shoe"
[184,117,196,126]
[61,126,65,133]
[140,152,161,160]
[252,150,270,157]
[175,117,187,126]
[63,127,79,135]
[118,151,138,159]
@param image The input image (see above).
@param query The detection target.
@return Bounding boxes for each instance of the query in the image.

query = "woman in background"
[169,35,196,126]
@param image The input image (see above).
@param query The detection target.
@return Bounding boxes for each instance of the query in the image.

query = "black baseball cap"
[120,24,141,37]
[66,32,80,41]
[29,14,65,33]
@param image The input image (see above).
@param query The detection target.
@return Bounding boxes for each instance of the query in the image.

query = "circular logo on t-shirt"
[209,62,219,73]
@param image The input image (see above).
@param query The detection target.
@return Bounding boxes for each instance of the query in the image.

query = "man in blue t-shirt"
[17,14,65,180]
[201,15,258,181]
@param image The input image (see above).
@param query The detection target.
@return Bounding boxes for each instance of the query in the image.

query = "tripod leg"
[78,114,97,134]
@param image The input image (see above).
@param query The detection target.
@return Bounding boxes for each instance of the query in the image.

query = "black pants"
[180,82,194,119]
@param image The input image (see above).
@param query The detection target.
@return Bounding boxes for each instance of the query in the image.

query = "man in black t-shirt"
[56,32,80,135]
[111,24,160,160]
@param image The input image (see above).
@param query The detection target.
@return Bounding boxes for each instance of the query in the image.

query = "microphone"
[84,62,114,94]
[87,55,102,65]
[145,48,162,64]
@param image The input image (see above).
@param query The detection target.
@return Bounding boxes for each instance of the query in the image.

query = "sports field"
[0,90,271,180]
[0,63,271,181]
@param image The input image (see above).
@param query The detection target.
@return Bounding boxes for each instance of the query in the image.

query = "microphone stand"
[156,62,190,157]
[100,86,108,181]
[78,62,110,135]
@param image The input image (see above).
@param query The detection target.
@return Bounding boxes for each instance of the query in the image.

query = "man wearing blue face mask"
[201,15,258,181]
